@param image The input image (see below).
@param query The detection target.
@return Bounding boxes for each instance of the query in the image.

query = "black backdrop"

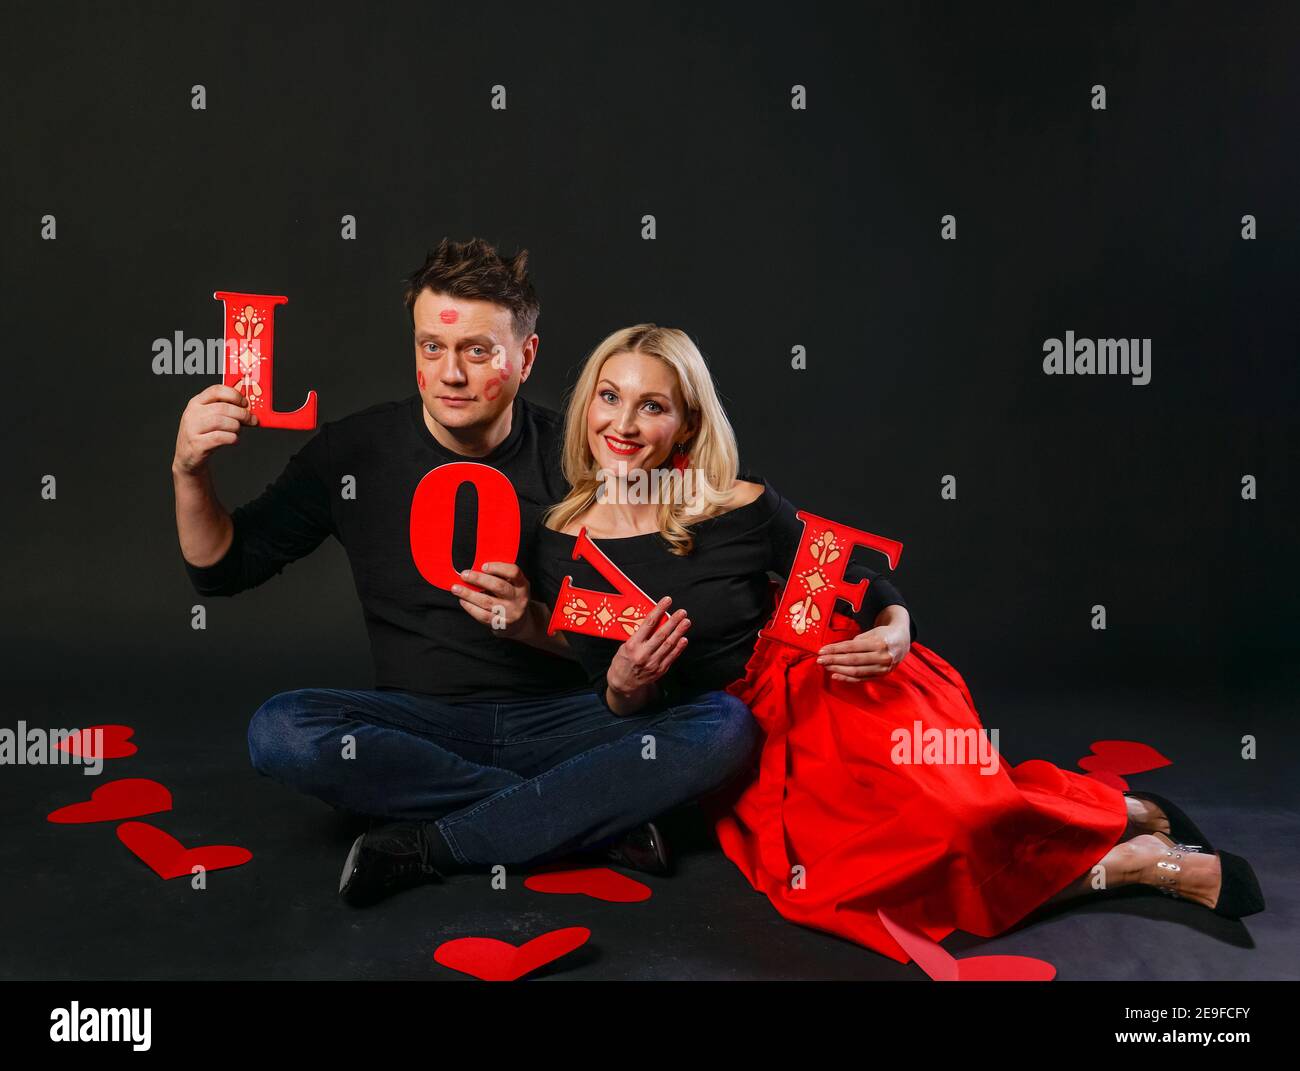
[4,1,1297,702]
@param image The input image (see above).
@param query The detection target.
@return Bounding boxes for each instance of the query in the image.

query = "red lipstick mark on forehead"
[439,308,459,324]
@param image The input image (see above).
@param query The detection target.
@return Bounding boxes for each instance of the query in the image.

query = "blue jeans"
[246,685,760,869]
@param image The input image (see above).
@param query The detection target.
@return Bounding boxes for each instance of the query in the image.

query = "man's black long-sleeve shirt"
[182,393,590,701]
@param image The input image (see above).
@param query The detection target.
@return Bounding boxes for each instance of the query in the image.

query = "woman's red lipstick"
[604,435,641,455]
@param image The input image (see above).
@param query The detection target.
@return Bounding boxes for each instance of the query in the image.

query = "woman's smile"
[603,434,643,457]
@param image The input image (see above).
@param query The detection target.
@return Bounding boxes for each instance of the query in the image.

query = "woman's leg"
[1043,795,1170,904]
[1044,831,1223,908]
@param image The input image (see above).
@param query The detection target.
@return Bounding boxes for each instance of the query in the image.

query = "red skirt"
[707,616,1128,964]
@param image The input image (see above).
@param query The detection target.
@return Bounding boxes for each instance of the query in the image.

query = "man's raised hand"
[173,385,258,474]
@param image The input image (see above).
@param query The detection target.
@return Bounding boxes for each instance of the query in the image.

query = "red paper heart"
[434,927,591,981]
[524,867,652,903]
[1077,740,1172,788]
[877,909,1055,982]
[47,779,172,824]
[54,724,137,759]
[956,955,1057,981]
[116,821,251,879]
[1077,740,1171,775]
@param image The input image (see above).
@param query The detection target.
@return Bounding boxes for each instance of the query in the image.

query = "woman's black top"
[532,475,918,708]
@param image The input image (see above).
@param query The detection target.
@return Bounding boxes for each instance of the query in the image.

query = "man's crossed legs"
[246,685,760,904]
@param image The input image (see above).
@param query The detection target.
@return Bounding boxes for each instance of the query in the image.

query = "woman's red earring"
[672,443,690,472]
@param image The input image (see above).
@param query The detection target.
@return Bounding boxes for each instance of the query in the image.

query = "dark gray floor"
[3,657,1296,981]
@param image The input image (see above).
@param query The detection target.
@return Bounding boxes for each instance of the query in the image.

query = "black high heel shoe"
[1148,832,1266,920]
[1124,790,1213,851]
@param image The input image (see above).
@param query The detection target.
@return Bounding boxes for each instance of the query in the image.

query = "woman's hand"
[605,596,691,714]
[816,606,911,682]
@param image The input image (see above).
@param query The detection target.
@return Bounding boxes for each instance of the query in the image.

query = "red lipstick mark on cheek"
[483,348,513,401]
[417,369,426,390]
[439,309,459,324]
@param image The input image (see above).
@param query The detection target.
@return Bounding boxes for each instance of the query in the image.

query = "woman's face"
[586,350,691,474]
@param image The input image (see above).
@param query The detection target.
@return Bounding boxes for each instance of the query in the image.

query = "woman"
[533,324,1264,964]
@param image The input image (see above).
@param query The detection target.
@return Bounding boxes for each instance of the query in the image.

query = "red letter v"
[547,528,660,640]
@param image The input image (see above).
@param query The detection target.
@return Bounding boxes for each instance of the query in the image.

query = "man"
[172,238,760,907]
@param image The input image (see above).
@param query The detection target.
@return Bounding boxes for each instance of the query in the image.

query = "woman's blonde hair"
[544,324,740,555]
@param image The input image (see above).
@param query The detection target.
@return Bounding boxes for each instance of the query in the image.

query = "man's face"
[412,288,536,433]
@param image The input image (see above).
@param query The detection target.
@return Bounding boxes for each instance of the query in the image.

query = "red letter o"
[410,463,521,592]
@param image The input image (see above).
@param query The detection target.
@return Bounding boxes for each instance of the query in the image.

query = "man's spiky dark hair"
[402,237,539,338]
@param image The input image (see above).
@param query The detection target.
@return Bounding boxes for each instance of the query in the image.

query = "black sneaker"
[338,820,445,907]
[602,821,671,876]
